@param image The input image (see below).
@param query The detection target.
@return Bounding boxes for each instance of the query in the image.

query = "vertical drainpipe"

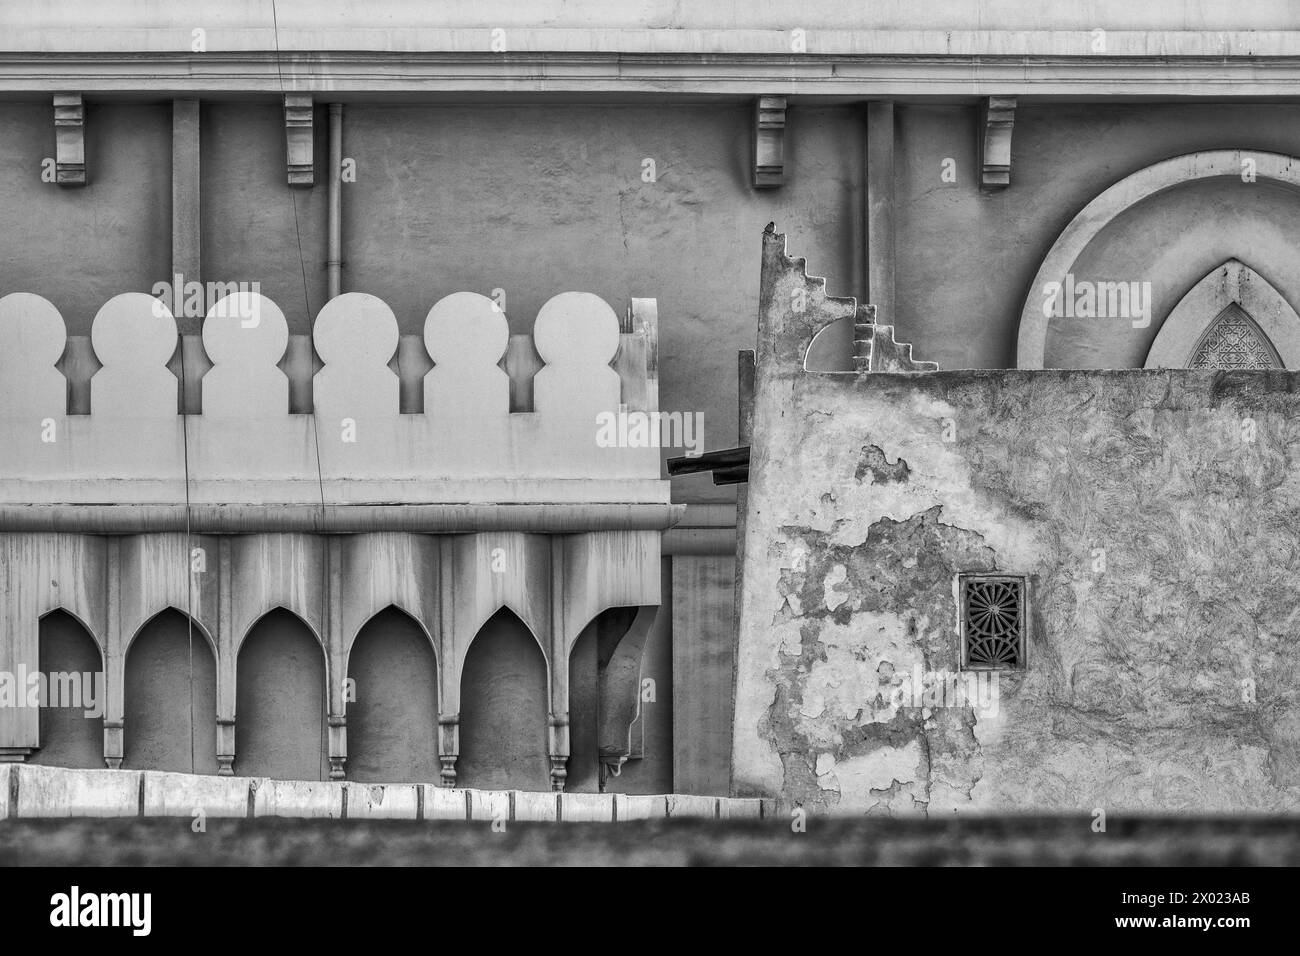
[327,103,343,300]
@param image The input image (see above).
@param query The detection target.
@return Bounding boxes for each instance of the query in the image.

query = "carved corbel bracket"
[284,93,314,187]
[216,718,236,776]
[437,713,459,788]
[753,95,787,188]
[327,715,347,780]
[54,94,86,186]
[102,718,124,769]
[980,96,1016,192]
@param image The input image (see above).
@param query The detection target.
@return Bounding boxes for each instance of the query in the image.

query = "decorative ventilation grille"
[960,575,1026,669]
[1188,303,1283,371]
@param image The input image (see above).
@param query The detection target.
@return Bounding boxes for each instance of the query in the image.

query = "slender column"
[548,537,569,791]
[327,103,343,300]
[865,101,895,324]
[215,538,235,775]
[326,536,347,780]
[102,538,124,769]
[171,99,201,323]
[436,538,458,786]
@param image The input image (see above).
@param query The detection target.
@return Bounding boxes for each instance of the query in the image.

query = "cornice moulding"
[3,51,1300,96]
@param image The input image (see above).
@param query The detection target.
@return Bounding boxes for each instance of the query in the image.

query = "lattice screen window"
[959,574,1026,670]
[1187,303,1282,370]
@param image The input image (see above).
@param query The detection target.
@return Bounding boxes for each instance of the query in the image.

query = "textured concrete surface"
[735,228,1300,815]
[14,765,139,818]
[0,765,765,822]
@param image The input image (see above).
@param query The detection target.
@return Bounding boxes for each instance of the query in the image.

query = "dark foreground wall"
[734,231,1300,814]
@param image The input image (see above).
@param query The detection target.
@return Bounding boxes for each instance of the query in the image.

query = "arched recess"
[1017,151,1300,369]
[235,608,327,781]
[345,606,439,783]
[457,607,550,791]
[804,317,857,372]
[123,608,217,774]
[1145,259,1300,369]
[30,609,104,769]
[565,605,670,794]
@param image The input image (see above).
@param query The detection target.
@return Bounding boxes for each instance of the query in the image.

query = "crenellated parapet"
[0,288,672,531]
[0,287,675,789]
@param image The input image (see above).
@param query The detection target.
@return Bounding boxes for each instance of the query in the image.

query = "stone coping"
[0,764,771,822]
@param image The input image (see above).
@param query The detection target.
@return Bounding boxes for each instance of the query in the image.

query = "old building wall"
[734,230,1300,814]
[894,103,1300,369]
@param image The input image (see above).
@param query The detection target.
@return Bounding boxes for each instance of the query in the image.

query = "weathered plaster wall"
[735,229,1300,815]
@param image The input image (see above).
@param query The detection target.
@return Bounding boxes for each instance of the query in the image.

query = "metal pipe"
[327,102,343,299]
[666,445,750,476]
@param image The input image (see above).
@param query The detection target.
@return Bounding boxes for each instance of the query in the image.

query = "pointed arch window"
[1187,303,1283,371]
[1145,260,1300,371]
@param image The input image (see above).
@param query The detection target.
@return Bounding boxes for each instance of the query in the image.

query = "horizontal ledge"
[4,28,1300,56]
[3,53,1300,96]
[0,502,687,534]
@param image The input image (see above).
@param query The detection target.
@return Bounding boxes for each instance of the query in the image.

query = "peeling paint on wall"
[735,226,1300,816]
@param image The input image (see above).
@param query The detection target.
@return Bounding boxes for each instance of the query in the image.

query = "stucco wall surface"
[734,230,1300,816]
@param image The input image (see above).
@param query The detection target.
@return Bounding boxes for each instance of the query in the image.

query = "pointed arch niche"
[1145,260,1300,370]
[1017,151,1300,369]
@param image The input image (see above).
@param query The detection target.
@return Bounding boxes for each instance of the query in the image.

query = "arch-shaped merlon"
[0,293,67,418]
[313,293,400,419]
[90,293,179,417]
[423,291,510,418]
[532,292,621,418]
[202,292,289,418]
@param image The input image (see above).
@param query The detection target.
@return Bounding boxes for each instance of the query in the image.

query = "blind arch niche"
[1145,259,1300,370]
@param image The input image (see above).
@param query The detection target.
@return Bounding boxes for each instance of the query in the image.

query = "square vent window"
[959,574,1026,670]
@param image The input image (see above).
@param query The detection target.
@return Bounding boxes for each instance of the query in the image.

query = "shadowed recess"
[346,606,439,783]
[235,608,327,781]
[457,607,549,791]
[31,610,103,770]
[124,608,217,774]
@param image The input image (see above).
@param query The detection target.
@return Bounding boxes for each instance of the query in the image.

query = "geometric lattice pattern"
[1188,303,1283,371]
[960,575,1026,669]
